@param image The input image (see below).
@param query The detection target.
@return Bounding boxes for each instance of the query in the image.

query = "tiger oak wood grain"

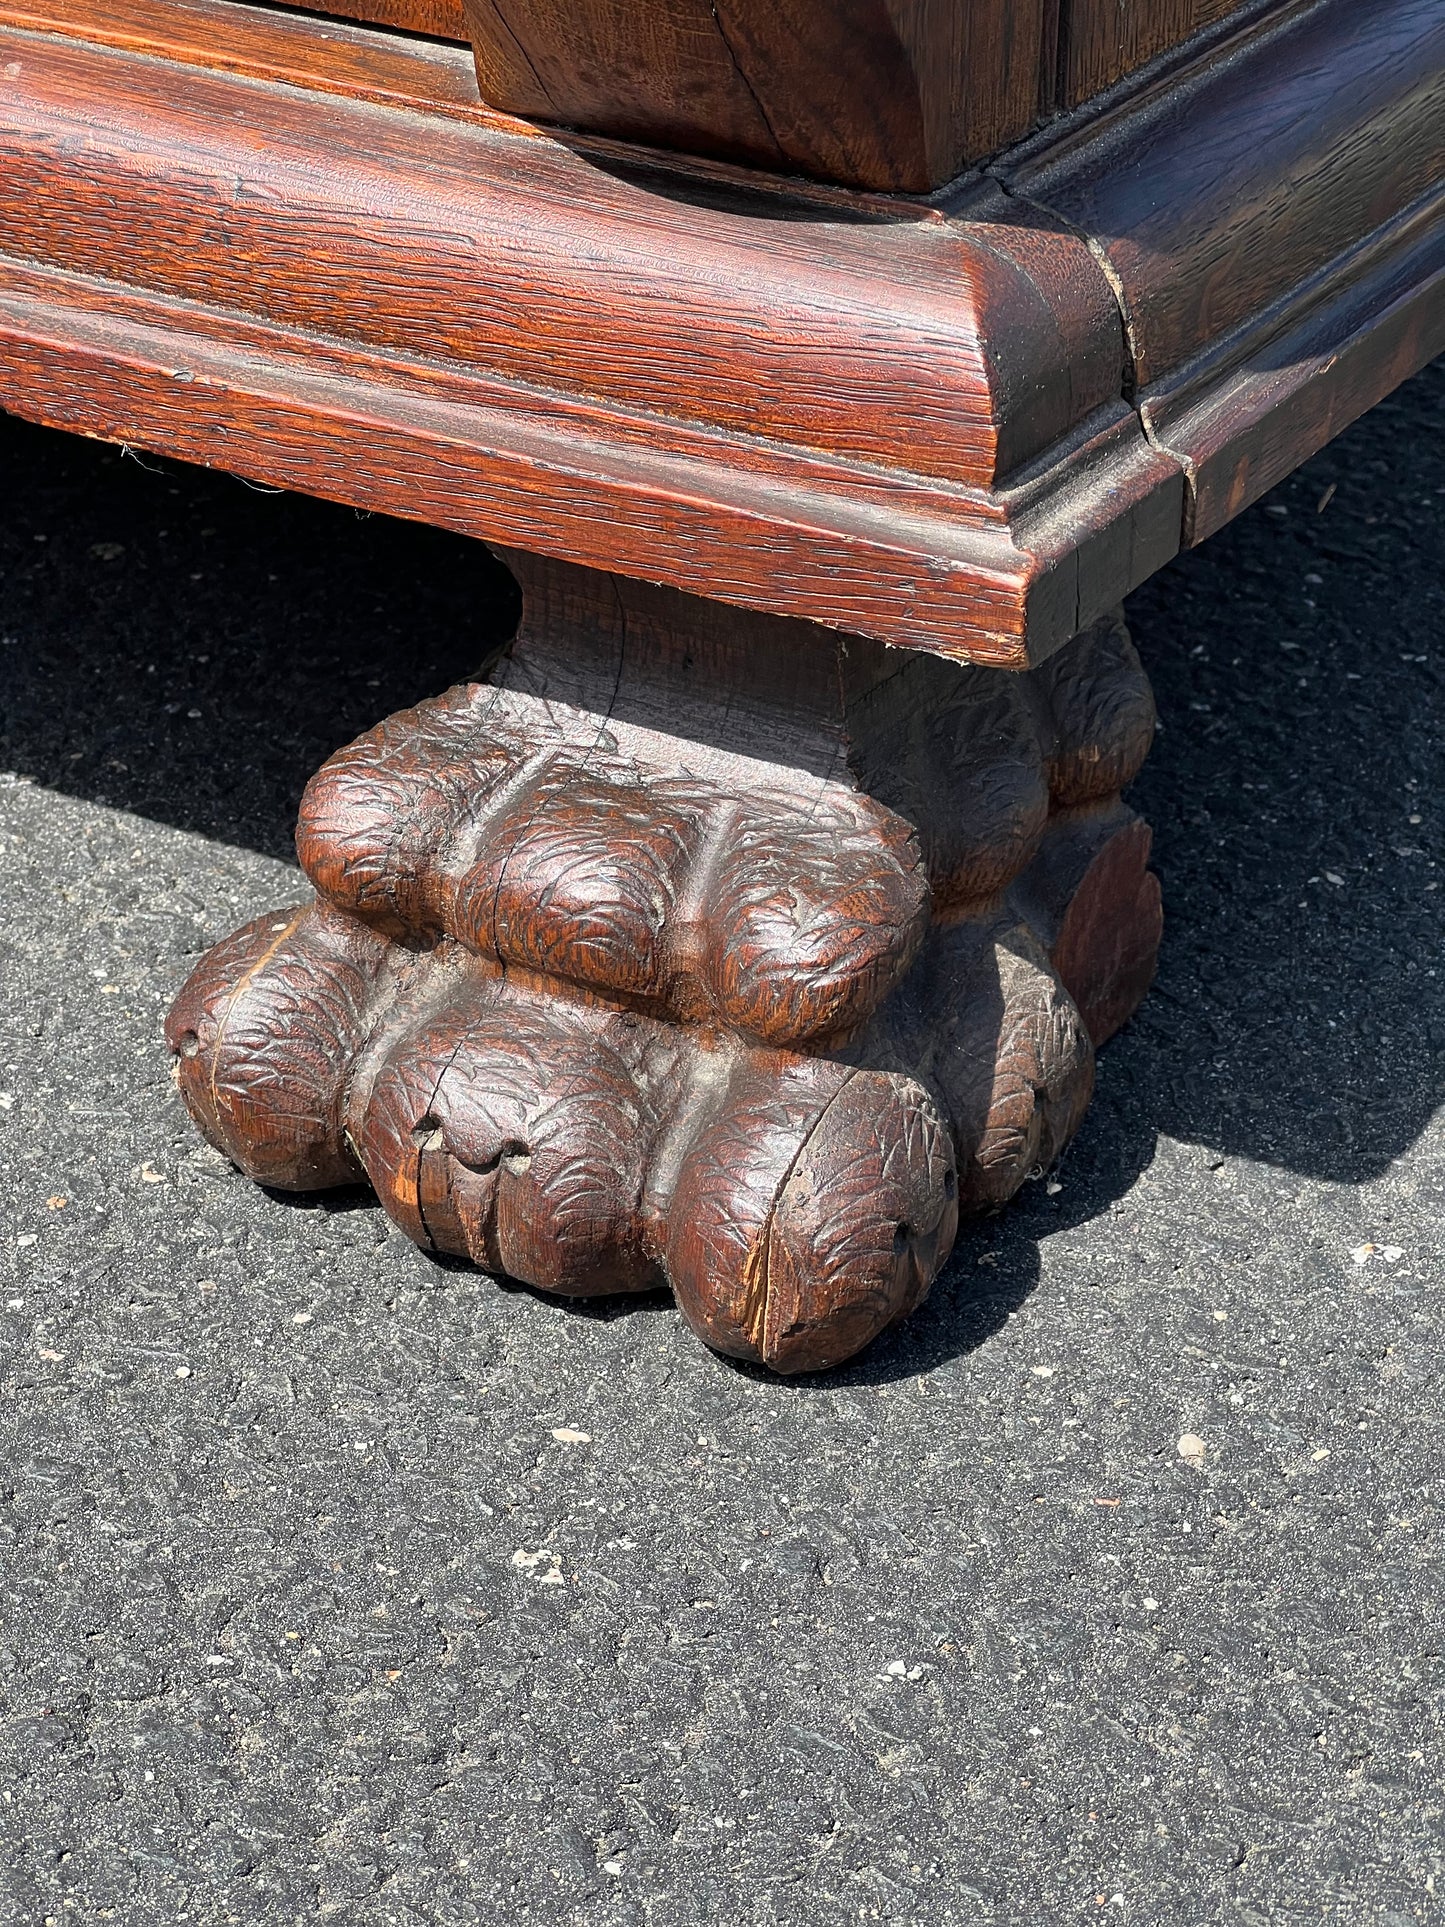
[2,0,1438,657]
[168,562,1160,1372]
[461,0,1049,191]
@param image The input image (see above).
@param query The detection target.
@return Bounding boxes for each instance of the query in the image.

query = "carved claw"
[165,602,1160,1372]
[294,684,929,1050]
[166,905,957,1371]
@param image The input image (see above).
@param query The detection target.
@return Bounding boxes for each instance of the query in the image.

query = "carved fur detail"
[168,588,1161,1372]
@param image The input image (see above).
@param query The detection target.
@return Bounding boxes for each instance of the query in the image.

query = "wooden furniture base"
[2,0,1440,661]
[166,556,1160,1371]
[2,0,1439,1365]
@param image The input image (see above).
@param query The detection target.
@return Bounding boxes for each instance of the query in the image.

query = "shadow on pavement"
[0,419,519,861]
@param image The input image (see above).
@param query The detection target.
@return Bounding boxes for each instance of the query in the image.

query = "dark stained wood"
[0,249,1175,665]
[1001,0,1445,539]
[168,559,1160,1372]
[460,0,1278,189]
[1009,0,1445,387]
[0,0,963,204]
[4,0,1426,1375]
[0,5,1183,663]
[0,0,1439,648]
[0,38,1031,488]
[222,0,1289,195]
[0,0,1039,210]
[1057,0,1257,107]
[462,0,1051,192]
[1165,211,1445,545]
[269,0,468,39]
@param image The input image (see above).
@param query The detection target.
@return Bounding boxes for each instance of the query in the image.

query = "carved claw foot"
[166,558,1160,1372]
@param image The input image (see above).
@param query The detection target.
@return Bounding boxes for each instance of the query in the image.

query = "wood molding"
[137,0,1287,188]
[300,0,1280,191]
[0,0,1439,658]
[1057,0,1257,108]
[167,560,1161,1372]
[1000,0,1445,542]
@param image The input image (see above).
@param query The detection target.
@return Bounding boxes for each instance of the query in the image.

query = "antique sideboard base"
[2,0,1439,1365]
[166,556,1160,1371]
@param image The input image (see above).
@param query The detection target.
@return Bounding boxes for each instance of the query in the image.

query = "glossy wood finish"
[4,0,1437,660]
[459,0,1278,189]
[1010,1,1445,387]
[167,560,1161,1372]
[0,37,1077,490]
[0,0,1180,664]
[272,0,468,39]
[2,0,489,109]
[8,0,1431,1370]
[462,0,1050,191]
[1001,0,1445,540]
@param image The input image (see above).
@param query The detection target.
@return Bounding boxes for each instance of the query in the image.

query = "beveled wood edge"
[1003,0,1445,385]
[0,258,1412,651]
[0,0,1314,217]
[1142,192,1445,544]
[0,0,1439,661]
[0,13,1170,661]
[0,262,1180,663]
[979,0,1312,191]
[3,28,1118,494]
[0,0,932,217]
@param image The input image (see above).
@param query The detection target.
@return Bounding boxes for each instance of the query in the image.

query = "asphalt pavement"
[2,357,1444,1925]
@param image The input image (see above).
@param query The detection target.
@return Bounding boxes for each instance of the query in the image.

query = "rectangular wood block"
[261,0,1275,188]
[459,0,1272,187]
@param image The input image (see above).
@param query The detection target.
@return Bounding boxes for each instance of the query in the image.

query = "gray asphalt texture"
[1,357,1444,1927]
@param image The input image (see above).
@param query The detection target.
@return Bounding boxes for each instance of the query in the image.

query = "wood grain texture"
[209,0,1280,193]
[0,0,1021,205]
[2,0,500,122]
[0,2,1186,664]
[271,0,468,38]
[168,558,1160,1372]
[0,259,1176,666]
[1125,185,1445,545]
[0,32,1121,490]
[462,0,1049,190]
[1057,0,1257,106]
[1008,0,1445,386]
[0,0,1439,653]
[461,0,1274,186]
[999,0,1445,541]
